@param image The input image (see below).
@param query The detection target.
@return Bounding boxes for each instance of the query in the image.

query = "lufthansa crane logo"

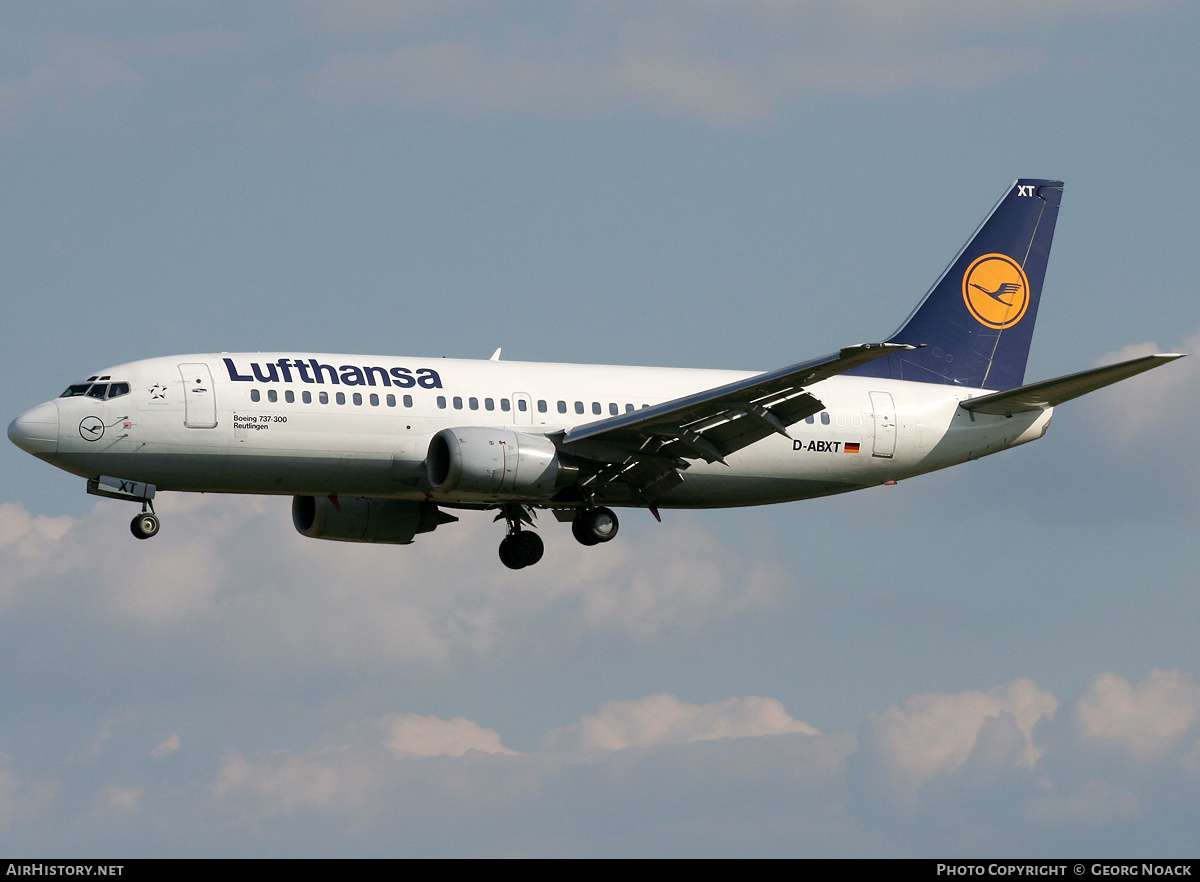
[79,416,105,441]
[962,253,1030,329]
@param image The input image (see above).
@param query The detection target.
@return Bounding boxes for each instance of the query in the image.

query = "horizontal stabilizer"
[960,353,1184,416]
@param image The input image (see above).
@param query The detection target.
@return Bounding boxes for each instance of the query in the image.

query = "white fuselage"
[15,352,1053,510]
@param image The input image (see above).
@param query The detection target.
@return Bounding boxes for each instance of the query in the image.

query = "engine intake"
[292,496,456,544]
[426,427,577,499]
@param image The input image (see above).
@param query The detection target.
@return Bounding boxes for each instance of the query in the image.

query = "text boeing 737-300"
[8,179,1183,568]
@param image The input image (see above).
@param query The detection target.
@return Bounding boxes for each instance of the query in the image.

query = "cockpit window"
[60,381,130,400]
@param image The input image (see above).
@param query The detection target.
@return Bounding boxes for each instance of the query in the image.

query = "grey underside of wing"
[559,343,911,500]
[960,353,1184,416]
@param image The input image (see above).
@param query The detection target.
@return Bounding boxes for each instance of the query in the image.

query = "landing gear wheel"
[131,512,160,540]
[572,507,619,546]
[512,530,544,566]
[499,536,521,569]
[499,531,544,569]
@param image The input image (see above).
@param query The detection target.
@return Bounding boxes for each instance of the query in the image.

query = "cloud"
[380,714,514,757]
[0,1,1174,135]
[151,733,182,759]
[0,494,780,678]
[5,674,1200,854]
[1084,328,1198,449]
[850,678,1058,813]
[194,674,1200,854]
[1075,670,1200,763]
[297,0,1169,125]
[0,37,143,135]
[0,759,55,834]
[543,693,818,753]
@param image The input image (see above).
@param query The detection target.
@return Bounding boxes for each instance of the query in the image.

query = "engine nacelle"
[426,427,578,499]
[292,496,454,544]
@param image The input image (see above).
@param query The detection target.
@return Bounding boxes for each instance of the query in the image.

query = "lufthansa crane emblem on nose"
[79,416,105,441]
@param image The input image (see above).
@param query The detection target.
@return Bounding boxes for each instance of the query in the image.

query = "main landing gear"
[130,501,160,540]
[498,505,544,570]
[495,505,621,568]
[572,506,619,546]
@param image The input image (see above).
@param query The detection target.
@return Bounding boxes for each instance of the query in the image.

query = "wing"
[559,343,913,502]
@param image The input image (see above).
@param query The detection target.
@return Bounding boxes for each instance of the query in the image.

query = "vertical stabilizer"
[847,179,1062,390]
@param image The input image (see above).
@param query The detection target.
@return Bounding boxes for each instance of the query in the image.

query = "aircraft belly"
[653,472,861,507]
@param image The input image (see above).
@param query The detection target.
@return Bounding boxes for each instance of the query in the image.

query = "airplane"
[8,179,1184,569]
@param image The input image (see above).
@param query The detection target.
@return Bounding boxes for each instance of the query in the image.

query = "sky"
[2,0,1199,857]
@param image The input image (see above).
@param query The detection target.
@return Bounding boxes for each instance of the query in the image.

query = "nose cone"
[8,401,60,459]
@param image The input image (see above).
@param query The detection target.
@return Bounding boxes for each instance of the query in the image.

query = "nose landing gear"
[130,501,160,540]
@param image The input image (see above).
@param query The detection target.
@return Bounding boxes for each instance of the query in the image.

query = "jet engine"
[292,495,456,544]
[426,427,578,498]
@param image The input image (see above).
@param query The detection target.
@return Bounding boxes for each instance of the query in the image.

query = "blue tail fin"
[846,179,1063,390]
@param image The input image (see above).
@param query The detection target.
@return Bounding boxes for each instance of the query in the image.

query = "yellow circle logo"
[962,253,1030,329]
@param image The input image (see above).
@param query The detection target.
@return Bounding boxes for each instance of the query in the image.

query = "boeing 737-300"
[8,179,1183,568]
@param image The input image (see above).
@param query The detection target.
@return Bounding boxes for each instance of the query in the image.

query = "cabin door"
[869,391,896,458]
[180,363,218,428]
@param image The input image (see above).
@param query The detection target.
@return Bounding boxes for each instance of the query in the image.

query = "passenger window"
[625,404,634,413]
[537,400,547,413]
[86,384,108,400]
[336,392,346,405]
[469,397,479,410]
[353,393,363,406]
[609,403,618,415]
[319,391,329,404]
[558,401,567,414]
[437,396,447,409]
[517,399,528,412]
[285,390,295,404]
[250,389,260,402]
[404,395,413,407]
[805,415,815,424]
[574,401,584,414]
[303,391,312,404]
[386,394,395,407]
[370,393,379,406]
[820,412,830,425]
[267,389,278,403]
[485,398,494,411]
[501,399,510,412]
[453,396,463,409]
[592,402,601,415]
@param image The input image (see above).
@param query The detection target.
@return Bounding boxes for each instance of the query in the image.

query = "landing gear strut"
[130,500,160,540]
[497,504,543,569]
[572,506,619,546]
